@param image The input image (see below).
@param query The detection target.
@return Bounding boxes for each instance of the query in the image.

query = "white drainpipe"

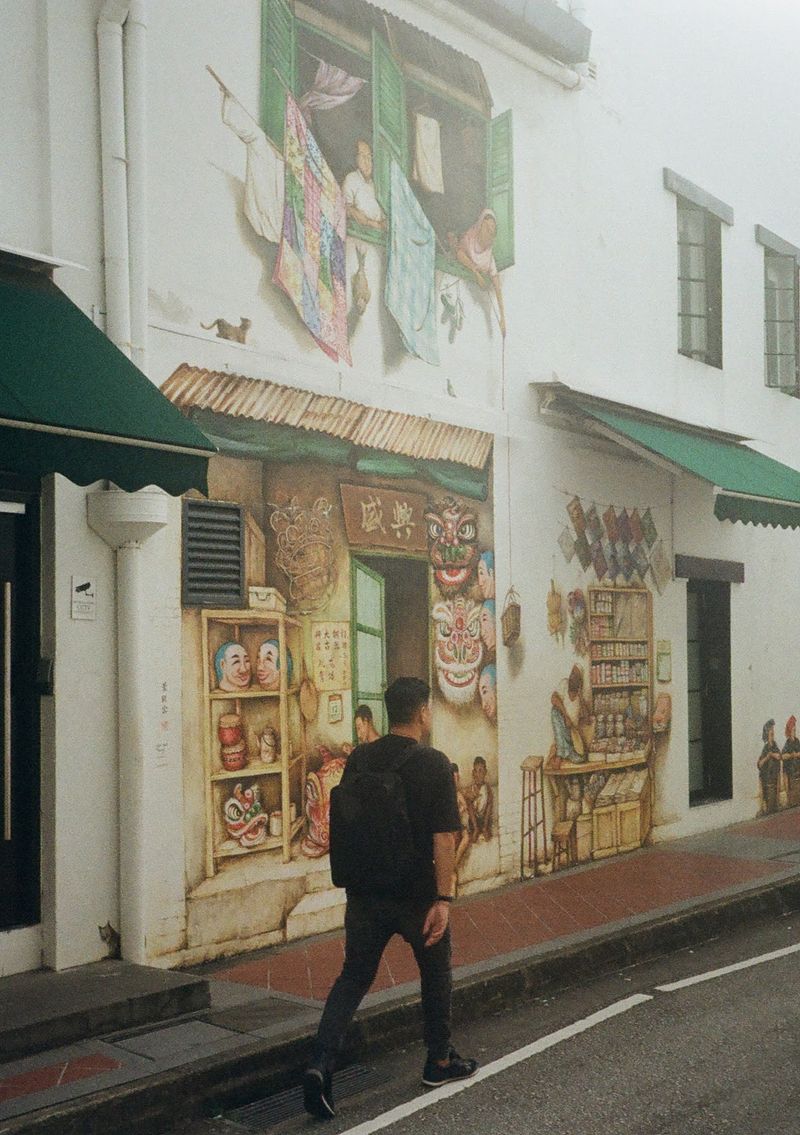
[97,2,132,355]
[124,0,148,372]
[95,2,155,965]
[87,489,168,966]
[97,1,148,370]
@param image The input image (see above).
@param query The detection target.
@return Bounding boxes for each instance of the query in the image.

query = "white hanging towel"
[411,112,444,195]
[222,89,285,244]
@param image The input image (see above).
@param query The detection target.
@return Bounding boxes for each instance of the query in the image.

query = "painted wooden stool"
[550,818,576,872]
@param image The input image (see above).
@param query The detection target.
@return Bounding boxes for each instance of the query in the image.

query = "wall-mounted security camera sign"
[71,576,96,621]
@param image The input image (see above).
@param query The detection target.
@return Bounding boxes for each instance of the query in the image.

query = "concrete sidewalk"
[2,809,800,1135]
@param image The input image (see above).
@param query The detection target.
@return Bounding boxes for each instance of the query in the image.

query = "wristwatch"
[436,895,454,903]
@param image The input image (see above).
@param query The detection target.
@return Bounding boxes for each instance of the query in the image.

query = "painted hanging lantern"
[431,596,483,706]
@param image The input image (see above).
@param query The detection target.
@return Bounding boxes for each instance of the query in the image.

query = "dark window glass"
[677,197,722,368]
[764,247,799,393]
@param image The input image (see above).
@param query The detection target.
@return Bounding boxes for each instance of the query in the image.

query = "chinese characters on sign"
[156,680,170,765]
[340,484,427,553]
[311,622,351,692]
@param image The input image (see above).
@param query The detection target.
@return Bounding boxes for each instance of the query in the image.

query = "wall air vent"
[182,499,244,608]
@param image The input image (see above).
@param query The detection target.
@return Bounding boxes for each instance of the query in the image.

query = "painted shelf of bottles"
[200,608,307,875]
[586,586,653,764]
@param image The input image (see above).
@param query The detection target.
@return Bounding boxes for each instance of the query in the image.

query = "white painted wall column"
[87,487,168,964]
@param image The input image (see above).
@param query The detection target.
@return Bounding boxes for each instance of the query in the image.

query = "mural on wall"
[209,0,513,366]
[530,493,674,877]
[175,382,498,949]
[558,497,671,595]
[269,496,336,612]
[758,716,800,814]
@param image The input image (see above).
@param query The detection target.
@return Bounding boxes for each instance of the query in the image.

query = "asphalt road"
[168,911,800,1135]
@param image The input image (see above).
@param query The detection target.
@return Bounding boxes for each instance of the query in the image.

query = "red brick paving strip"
[212,849,783,1001]
[0,1054,121,1103]
[735,810,800,841]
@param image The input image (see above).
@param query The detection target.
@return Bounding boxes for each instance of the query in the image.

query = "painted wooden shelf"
[208,687,301,700]
[210,754,305,782]
[214,816,304,860]
[545,751,650,776]
[201,607,307,877]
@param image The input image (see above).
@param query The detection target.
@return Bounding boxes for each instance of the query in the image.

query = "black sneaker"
[422,1047,479,1087]
[303,1065,335,1120]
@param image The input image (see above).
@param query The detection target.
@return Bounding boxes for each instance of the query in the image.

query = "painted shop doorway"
[351,555,429,736]
[687,579,732,806]
[0,491,41,930]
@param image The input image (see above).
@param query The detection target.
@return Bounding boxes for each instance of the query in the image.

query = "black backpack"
[329,746,418,895]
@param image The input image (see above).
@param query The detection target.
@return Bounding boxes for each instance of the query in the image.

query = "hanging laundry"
[273,95,351,365]
[384,160,439,366]
[298,61,365,115]
[221,88,284,244]
[412,112,445,194]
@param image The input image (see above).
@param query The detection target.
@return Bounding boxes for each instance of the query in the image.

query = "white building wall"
[1,0,800,970]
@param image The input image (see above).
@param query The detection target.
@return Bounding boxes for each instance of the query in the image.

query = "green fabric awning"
[192,409,490,501]
[0,268,214,495]
[582,405,800,530]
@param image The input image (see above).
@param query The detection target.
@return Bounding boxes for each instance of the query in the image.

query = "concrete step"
[285,888,346,941]
[0,960,210,1062]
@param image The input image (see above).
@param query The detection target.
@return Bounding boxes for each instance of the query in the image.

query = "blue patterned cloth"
[384,160,439,366]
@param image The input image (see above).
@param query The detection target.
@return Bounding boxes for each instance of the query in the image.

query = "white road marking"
[335,994,652,1135]
[655,940,800,992]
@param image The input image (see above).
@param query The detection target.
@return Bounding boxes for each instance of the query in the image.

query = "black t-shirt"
[342,733,461,901]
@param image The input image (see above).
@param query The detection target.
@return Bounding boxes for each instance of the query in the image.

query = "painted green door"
[372,29,407,212]
[487,110,514,271]
[351,559,387,735]
[261,0,297,150]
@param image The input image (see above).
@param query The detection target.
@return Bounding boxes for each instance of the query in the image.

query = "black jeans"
[313,892,452,1064]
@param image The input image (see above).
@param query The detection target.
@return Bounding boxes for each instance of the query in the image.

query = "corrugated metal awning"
[161,365,493,471]
[297,0,493,116]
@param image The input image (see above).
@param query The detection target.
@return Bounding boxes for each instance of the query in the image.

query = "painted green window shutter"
[487,110,514,271]
[261,0,297,150]
[351,559,387,734]
[371,30,407,211]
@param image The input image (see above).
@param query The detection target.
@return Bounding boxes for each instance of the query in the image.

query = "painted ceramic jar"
[218,713,243,747]
[221,742,248,771]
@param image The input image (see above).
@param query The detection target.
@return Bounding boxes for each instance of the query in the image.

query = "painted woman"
[783,715,800,808]
[451,209,507,338]
[758,719,782,814]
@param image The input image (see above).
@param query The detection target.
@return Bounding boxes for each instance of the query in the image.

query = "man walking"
[303,677,477,1120]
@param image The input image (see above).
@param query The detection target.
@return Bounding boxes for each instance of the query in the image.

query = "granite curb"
[3,869,800,1135]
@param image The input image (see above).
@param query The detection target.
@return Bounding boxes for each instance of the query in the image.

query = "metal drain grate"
[226,1064,389,1130]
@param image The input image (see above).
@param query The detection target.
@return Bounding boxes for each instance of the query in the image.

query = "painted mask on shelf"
[223,783,268,848]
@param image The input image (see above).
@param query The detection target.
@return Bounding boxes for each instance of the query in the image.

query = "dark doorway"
[351,554,429,735]
[687,579,732,806]
[0,490,41,930]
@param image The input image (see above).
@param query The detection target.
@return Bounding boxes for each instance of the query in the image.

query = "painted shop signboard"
[339,483,427,552]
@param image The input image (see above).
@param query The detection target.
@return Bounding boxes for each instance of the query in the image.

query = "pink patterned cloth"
[299,61,365,115]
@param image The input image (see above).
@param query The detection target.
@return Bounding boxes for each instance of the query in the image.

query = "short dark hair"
[473,756,487,769]
[384,677,430,726]
[354,704,373,723]
[450,762,459,774]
